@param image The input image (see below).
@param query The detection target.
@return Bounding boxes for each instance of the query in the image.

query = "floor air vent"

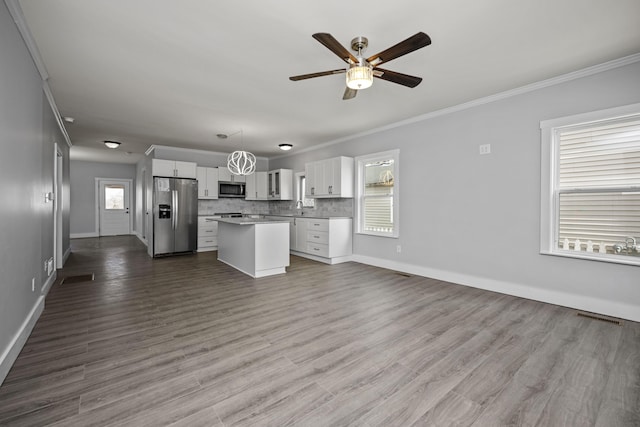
[576,312,622,326]
[60,274,95,285]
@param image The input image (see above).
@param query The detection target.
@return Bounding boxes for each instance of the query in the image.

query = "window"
[540,103,640,265]
[104,185,125,210]
[355,150,399,237]
[295,172,314,208]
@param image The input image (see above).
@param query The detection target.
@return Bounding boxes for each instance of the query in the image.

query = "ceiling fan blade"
[313,33,358,64]
[343,87,357,100]
[290,69,346,81]
[366,32,431,66]
[374,68,422,88]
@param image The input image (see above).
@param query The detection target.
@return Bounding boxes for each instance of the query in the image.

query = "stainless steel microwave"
[219,182,245,198]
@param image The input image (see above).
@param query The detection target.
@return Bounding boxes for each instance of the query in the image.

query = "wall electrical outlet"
[396,245,402,253]
[479,144,491,155]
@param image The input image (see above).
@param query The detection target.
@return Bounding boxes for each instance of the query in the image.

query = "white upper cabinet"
[245,171,268,200]
[152,159,197,179]
[305,156,354,198]
[218,167,246,183]
[196,167,219,199]
[268,169,293,200]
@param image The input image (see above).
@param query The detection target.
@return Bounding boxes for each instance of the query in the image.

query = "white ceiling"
[18,0,640,164]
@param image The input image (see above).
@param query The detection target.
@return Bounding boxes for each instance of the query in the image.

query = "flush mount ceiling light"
[104,140,121,149]
[278,143,293,151]
[226,130,256,176]
[63,116,75,124]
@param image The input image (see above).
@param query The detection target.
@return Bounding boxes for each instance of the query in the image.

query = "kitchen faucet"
[613,236,638,254]
[295,200,303,209]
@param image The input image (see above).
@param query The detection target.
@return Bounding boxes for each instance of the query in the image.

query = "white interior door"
[99,179,131,236]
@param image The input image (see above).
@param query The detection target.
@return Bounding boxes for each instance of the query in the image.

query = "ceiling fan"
[289,32,431,100]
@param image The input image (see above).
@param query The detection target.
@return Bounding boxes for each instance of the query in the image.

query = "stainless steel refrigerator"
[153,177,198,257]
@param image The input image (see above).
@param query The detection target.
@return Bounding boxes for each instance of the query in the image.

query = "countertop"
[215,217,291,225]
[265,214,353,219]
[199,213,352,219]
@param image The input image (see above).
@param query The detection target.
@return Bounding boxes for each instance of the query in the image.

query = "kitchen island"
[216,217,290,278]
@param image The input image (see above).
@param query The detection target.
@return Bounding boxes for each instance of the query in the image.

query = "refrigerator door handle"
[172,190,178,230]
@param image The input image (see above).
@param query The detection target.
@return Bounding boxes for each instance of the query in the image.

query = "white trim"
[4,0,49,80]
[540,102,640,130]
[70,232,99,239]
[95,178,134,236]
[0,296,44,386]
[354,149,400,238]
[271,53,640,160]
[291,250,352,265]
[43,82,72,148]
[352,254,640,322]
[145,144,269,161]
[41,270,57,296]
[63,246,72,264]
[135,231,148,246]
[539,103,640,265]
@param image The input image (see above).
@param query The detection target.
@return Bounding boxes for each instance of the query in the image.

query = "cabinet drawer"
[307,220,329,232]
[307,230,329,245]
[198,227,217,235]
[198,217,219,226]
[306,242,329,257]
[198,236,218,247]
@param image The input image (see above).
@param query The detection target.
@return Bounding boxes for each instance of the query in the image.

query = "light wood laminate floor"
[1,236,638,426]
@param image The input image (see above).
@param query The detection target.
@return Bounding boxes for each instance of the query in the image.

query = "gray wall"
[0,1,71,383]
[70,161,137,236]
[270,60,640,321]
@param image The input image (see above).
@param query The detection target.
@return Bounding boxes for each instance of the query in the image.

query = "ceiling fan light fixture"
[278,143,293,151]
[346,64,373,90]
[104,140,121,149]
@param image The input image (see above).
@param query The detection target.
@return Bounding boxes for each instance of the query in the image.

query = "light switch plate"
[479,144,491,155]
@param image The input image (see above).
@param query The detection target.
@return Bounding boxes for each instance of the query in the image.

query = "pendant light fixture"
[226,130,256,176]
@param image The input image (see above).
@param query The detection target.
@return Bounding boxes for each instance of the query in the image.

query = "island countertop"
[215,217,291,225]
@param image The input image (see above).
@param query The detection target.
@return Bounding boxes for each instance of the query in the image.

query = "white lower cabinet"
[266,216,352,264]
[197,216,219,251]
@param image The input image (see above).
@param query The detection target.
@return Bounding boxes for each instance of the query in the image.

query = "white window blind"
[356,150,399,237]
[557,116,640,253]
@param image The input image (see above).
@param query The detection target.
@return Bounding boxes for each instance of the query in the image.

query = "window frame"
[294,171,314,208]
[540,102,640,266]
[355,149,400,238]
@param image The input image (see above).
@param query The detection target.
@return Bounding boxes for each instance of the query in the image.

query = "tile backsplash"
[269,198,353,217]
[198,198,353,218]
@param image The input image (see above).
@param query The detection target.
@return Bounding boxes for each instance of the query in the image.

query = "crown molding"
[43,81,72,148]
[271,52,640,160]
[144,144,269,161]
[6,0,72,148]
[4,0,48,80]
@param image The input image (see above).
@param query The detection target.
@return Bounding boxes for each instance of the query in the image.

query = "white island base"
[217,219,290,278]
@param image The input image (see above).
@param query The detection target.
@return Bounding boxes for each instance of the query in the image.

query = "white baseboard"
[70,232,98,239]
[351,254,640,323]
[134,232,148,246]
[62,246,71,265]
[41,271,57,296]
[0,296,44,386]
[291,250,353,265]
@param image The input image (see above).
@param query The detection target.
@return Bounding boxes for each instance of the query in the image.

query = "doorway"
[97,179,132,236]
[54,144,63,268]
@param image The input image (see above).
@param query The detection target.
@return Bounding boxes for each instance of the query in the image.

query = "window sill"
[356,231,399,239]
[541,249,640,267]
